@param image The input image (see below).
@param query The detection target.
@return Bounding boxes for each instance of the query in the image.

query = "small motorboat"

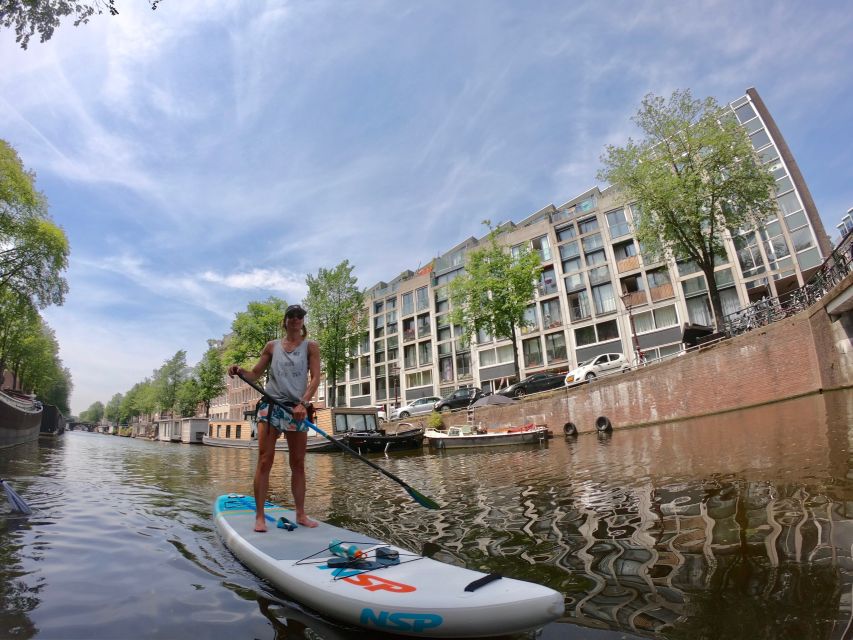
[424,423,549,449]
[342,423,425,453]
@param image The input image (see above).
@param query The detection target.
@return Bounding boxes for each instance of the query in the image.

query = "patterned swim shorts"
[256,400,309,433]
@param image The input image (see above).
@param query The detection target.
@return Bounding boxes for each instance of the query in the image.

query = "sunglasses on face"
[286,313,305,320]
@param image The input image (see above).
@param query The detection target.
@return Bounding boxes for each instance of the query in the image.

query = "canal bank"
[404,270,853,435]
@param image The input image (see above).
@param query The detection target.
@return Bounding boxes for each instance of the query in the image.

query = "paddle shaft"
[237,373,439,509]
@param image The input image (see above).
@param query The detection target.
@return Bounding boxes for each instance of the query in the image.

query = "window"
[606,208,630,238]
[585,249,606,266]
[750,128,771,150]
[349,381,370,397]
[404,344,416,368]
[439,356,453,382]
[544,332,567,363]
[777,191,802,216]
[386,297,396,310]
[418,341,432,366]
[402,317,415,342]
[785,210,808,232]
[568,290,591,322]
[632,305,678,334]
[522,338,543,367]
[334,412,377,433]
[435,299,449,314]
[417,313,431,338]
[531,235,552,261]
[406,370,432,388]
[591,283,616,314]
[385,310,397,334]
[578,216,599,234]
[581,233,603,253]
[564,272,585,292]
[686,295,713,326]
[402,292,413,316]
[588,265,610,286]
[478,345,514,367]
[574,320,619,347]
[647,268,671,288]
[416,287,429,312]
[682,275,708,296]
[521,305,539,334]
[621,274,645,293]
[455,352,472,378]
[539,266,558,295]
[476,327,492,344]
[562,256,582,274]
[790,227,815,252]
[373,314,384,338]
[559,241,580,260]
[541,299,563,329]
[360,356,370,378]
[734,232,765,278]
[613,241,637,260]
[556,225,577,242]
[734,102,756,124]
[374,300,384,315]
[437,326,451,343]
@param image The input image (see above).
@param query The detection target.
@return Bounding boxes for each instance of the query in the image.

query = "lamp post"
[390,364,400,411]
[620,292,644,366]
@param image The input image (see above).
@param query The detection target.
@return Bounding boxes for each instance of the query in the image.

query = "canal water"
[2,390,853,640]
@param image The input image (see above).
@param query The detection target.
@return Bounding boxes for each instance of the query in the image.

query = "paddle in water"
[238,373,441,510]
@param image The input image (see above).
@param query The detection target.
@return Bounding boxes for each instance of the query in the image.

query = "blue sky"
[1,1,851,415]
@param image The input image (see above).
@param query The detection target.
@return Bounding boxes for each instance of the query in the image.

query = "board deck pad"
[215,494,564,638]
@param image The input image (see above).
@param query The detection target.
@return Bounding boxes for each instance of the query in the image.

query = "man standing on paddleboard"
[228,304,321,531]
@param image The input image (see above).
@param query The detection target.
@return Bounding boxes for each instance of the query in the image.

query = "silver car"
[564,353,629,386]
[391,396,442,420]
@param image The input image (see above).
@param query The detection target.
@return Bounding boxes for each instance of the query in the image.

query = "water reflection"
[1,391,853,639]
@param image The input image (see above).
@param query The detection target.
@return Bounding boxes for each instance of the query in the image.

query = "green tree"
[196,344,226,417]
[1,0,161,49]
[304,260,366,408]
[224,297,289,368]
[449,222,541,382]
[0,140,70,308]
[79,400,104,424]
[174,377,200,417]
[104,392,123,424]
[598,90,776,331]
[152,350,187,415]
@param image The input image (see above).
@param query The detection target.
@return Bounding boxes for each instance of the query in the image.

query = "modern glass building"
[335,87,832,412]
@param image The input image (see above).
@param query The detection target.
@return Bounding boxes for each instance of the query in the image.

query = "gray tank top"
[265,340,310,403]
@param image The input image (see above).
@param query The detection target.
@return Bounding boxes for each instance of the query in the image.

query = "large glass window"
[606,208,631,238]
[568,290,591,322]
[591,283,617,314]
[588,265,611,286]
[418,341,432,366]
[404,344,416,368]
[522,337,543,367]
[416,287,429,312]
[559,241,580,260]
[544,332,567,363]
[578,216,599,234]
[531,235,552,261]
[564,272,585,292]
[777,191,802,216]
[541,299,563,329]
[402,292,414,316]
[439,356,453,383]
[417,313,431,338]
[539,267,558,295]
[581,233,603,253]
[562,256,582,274]
[521,305,539,334]
[402,317,416,342]
[750,128,771,150]
[556,225,577,242]
[585,249,606,266]
[455,352,472,378]
[734,102,756,124]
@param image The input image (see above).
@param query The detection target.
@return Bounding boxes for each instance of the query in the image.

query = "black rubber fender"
[595,416,612,432]
[563,421,578,437]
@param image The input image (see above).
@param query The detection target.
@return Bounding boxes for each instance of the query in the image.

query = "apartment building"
[337,87,834,412]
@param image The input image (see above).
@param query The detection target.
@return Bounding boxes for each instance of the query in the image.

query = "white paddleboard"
[215,494,564,637]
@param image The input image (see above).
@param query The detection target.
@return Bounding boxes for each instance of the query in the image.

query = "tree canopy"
[449,223,541,382]
[223,296,289,368]
[598,90,776,331]
[304,260,366,407]
[1,0,161,49]
[195,344,226,417]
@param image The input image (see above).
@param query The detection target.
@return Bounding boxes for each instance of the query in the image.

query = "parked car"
[498,373,565,398]
[392,396,442,420]
[434,387,483,413]
[564,353,629,386]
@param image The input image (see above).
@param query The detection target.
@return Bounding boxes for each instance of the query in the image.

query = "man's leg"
[253,422,278,532]
[285,430,318,527]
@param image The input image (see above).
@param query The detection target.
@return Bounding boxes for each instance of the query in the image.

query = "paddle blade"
[1,479,32,515]
[405,485,441,510]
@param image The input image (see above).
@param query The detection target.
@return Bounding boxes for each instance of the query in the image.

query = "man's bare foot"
[296,514,319,528]
[254,517,268,532]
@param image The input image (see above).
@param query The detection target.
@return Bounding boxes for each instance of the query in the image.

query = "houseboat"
[0,389,43,449]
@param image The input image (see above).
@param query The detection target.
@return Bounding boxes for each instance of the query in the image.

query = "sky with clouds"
[1,1,851,414]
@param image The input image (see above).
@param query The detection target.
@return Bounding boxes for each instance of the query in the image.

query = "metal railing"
[722,229,853,337]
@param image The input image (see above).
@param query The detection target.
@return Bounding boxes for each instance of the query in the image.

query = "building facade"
[334,88,834,413]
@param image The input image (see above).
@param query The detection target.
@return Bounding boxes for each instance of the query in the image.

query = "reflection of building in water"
[554,480,853,638]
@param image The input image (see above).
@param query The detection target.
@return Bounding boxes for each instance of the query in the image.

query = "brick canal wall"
[401,273,853,436]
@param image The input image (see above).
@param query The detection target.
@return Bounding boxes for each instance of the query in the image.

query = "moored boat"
[38,403,66,439]
[342,423,425,453]
[0,389,43,449]
[424,423,549,449]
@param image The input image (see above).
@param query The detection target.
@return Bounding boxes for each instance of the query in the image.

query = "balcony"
[621,291,648,308]
[616,255,640,273]
[649,282,675,302]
